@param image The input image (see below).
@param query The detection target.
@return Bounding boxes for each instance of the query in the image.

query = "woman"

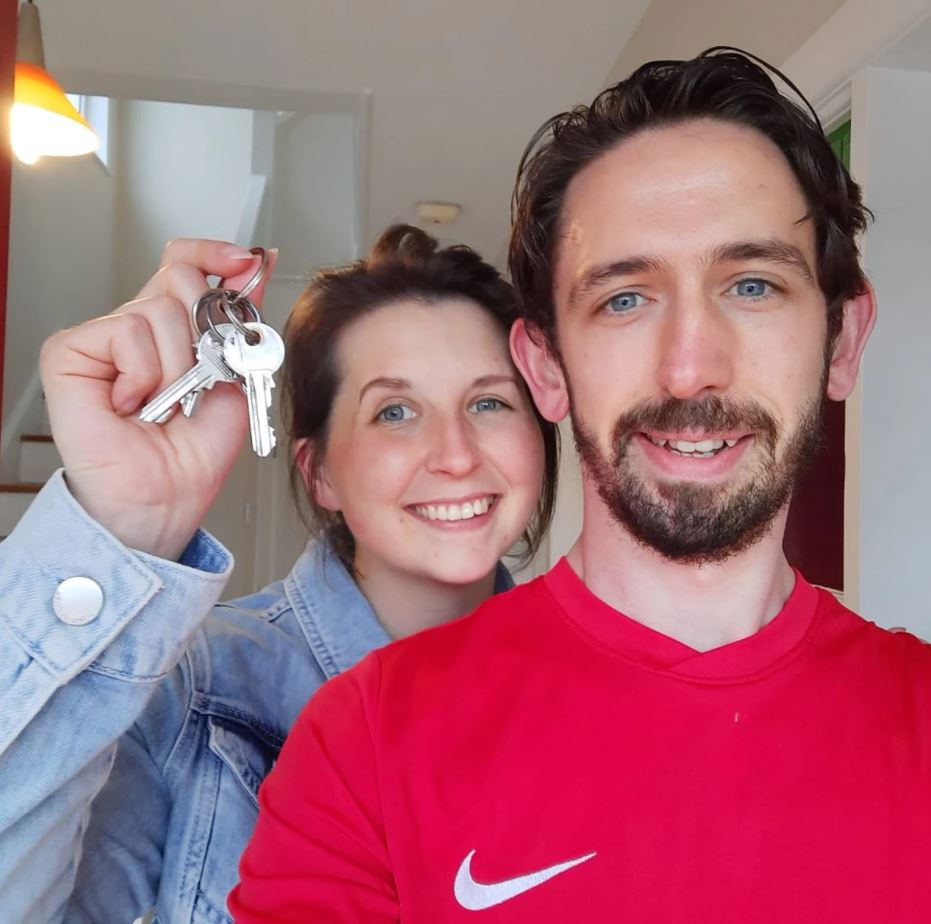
[0,226,557,923]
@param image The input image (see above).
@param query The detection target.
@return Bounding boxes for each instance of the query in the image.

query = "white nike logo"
[453,848,597,910]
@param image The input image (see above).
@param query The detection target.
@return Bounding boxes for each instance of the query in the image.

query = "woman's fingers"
[136,239,277,312]
[41,312,163,421]
[108,295,198,411]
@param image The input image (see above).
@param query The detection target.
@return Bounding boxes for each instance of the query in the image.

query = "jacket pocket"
[197,717,283,921]
[206,715,280,807]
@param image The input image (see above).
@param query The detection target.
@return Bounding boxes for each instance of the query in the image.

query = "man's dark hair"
[509,47,869,347]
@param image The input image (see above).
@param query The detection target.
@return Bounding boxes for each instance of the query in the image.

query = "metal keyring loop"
[220,246,269,308]
[191,289,260,341]
[220,289,261,344]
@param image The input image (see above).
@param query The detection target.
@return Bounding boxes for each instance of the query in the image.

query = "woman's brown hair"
[282,223,559,571]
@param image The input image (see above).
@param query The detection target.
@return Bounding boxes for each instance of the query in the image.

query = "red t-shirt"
[231,561,931,922]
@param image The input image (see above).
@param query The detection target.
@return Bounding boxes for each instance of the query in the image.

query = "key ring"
[219,246,269,345]
[221,246,269,309]
[191,289,261,343]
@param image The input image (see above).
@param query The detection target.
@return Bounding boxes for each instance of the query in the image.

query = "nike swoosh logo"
[454,848,597,910]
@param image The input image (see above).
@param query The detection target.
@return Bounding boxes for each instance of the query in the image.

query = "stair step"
[21,434,53,443]
[18,438,60,483]
[0,486,40,535]
[0,483,42,492]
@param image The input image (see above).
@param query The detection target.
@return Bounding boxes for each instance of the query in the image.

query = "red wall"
[0,0,16,434]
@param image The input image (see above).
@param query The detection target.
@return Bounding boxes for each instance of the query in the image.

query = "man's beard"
[571,387,827,565]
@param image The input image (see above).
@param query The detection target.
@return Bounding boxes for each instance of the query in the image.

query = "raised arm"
[0,240,272,920]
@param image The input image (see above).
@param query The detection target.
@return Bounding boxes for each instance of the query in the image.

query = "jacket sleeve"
[229,656,399,923]
[0,470,232,923]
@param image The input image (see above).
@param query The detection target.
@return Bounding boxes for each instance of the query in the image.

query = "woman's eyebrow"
[358,377,411,404]
[472,374,519,389]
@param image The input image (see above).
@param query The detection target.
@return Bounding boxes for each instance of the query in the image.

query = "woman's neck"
[354,557,498,640]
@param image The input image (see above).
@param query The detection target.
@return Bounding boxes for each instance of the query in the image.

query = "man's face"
[550,119,831,563]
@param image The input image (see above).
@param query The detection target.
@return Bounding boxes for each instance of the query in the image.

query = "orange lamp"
[11,1,98,165]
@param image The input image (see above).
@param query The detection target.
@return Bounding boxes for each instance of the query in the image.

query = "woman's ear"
[510,319,570,422]
[827,285,877,401]
[294,438,340,511]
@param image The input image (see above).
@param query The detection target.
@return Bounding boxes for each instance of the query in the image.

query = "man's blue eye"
[470,397,506,413]
[605,292,644,313]
[732,278,771,299]
[377,404,414,423]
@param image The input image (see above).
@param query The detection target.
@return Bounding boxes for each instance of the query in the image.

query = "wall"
[252,110,357,590]
[113,99,255,301]
[606,0,846,85]
[0,0,15,436]
[850,64,931,636]
[3,152,117,467]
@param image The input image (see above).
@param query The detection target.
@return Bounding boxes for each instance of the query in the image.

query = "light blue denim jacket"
[0,471,512,923]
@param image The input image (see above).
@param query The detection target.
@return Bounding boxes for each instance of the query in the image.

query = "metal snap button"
[52,577,104,626]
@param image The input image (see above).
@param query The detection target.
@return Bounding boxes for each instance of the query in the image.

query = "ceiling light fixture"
[10,0,99,165]
[416,201,462,225]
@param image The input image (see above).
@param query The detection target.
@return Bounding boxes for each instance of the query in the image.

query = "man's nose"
[655,294,736,400]
[425,415,482,477]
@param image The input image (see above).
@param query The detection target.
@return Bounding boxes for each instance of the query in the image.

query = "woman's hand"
[40,239,277,560]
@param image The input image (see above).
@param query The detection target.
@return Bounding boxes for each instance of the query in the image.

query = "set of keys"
[138,247,285,458]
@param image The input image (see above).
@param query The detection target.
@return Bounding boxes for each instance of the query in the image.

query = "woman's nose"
[425,416,481,477]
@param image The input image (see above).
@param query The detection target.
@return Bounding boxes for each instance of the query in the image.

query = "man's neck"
[568,486,796,652]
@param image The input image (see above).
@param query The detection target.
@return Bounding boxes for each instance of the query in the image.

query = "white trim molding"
[783,0,931,116]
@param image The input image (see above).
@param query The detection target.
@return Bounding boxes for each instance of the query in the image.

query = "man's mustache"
[610,395,780,463]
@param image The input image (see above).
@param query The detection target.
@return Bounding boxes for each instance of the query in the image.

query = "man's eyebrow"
[711,239,815,283]
[358,377,411,404]
[568,255,668,311]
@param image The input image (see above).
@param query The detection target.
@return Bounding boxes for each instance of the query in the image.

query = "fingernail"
[269,247,279,257]
[222,244,255,260]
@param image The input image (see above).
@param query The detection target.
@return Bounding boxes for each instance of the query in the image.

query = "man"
[230,50,931,921]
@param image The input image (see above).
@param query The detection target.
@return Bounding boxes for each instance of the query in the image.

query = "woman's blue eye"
[605,292,645,314]
[377,404,415,423]
[732,278,772,299]
[470,397,506,413]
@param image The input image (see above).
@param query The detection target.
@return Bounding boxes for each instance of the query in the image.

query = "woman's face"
[313,297,545,586]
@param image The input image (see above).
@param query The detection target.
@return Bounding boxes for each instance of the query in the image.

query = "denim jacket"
[0,472,512,923]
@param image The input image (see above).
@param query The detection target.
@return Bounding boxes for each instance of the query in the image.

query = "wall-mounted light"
[11,0,98,165]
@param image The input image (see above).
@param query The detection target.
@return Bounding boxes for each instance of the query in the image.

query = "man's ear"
[293,438,340,511]
[510,319,570,422]
[826,285,877,401]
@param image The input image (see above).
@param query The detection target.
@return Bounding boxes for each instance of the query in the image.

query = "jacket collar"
[284,537,514,679]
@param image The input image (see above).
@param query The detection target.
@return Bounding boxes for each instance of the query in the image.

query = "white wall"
[252,111,357,590]
[851,64,931,635]
[607,0,846,86]
[113,99,256,301]
[3,154,117,475]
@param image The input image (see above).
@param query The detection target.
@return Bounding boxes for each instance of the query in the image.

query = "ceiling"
[34,0,652,262]
[31,0,844,263]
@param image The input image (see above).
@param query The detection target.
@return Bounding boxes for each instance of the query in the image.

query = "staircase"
[0,434,60,538]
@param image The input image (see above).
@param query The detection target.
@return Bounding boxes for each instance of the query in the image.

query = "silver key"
[179,324,242,419]
[139,327,239,423]
[222,322,284,458]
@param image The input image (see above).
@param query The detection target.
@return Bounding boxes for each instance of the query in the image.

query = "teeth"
[725,438,738,448]
[413,497,493,521]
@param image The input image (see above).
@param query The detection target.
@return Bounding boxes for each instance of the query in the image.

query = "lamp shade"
[10,2,99,165]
